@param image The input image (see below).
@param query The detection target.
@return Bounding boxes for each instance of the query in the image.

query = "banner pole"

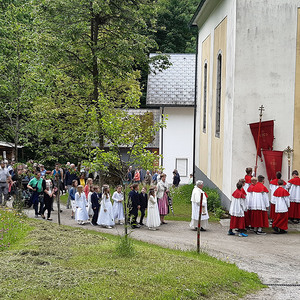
[254,105,265,176]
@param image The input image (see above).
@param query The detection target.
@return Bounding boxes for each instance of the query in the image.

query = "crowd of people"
[0,160,180,231]
[1,159,299,235]
[69,173,172,231]
[227,168,300,236]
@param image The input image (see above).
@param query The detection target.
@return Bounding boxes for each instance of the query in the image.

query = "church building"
[191,0,300,208]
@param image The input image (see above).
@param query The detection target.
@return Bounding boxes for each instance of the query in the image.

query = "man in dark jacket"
[172,169,181,187]
[91,185,101,226]
[128,183,140,228]
[139,187,148,225]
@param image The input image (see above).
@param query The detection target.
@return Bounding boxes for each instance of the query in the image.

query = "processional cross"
[284,146,294,180]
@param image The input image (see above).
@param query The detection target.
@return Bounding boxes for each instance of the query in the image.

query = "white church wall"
[232,0,300,191]
[160,107,194,185]
[195,0,236,202]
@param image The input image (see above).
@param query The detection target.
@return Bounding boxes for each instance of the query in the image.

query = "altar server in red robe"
[244,167,253,192]
[286,170,300,223]
[269,172,287,222]
[272,179,290,234]
[249,175,269,234]
[228,182,248,237]
[245,177,257,228]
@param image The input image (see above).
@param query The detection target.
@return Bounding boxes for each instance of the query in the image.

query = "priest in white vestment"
[190,180,209,230]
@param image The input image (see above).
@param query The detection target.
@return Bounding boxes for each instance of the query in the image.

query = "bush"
[170,184,225,217]
[115,235,135,257]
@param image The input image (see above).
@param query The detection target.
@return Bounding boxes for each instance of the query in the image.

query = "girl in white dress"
[146,188,161,230]
[75,185,89,225]
[112,185,125,224]
[87,186,94,219]
[97,186,115,228]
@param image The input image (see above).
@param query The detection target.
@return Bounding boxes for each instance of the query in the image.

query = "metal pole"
[197,193,203,254]
[123,184,128,238]
[55,174,61,225]
[254,105,264,176]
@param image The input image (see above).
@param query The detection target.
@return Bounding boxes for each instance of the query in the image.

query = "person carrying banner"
[249,175,269,234]
[286,170,300,223]
[245,177,257,228]
[272,179,290,234]
[244,167,253,191]
[269,172,286,222]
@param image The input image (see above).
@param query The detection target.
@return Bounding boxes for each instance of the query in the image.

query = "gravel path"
[23,203,300,300]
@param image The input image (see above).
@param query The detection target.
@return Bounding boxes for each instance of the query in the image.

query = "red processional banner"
[263,150,283,181]
[249,120,274,157]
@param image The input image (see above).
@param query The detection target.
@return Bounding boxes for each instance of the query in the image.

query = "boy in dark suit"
[128,183,140,228]
[91,185,101,226]
[139,187,148,225]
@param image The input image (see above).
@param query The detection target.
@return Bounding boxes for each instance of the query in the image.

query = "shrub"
[115,235,135,257]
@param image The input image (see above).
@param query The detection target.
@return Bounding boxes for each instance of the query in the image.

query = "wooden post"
[55,174,61,225]
[254,105,265,176]
[284,146,294,180]
[197,193,203,254]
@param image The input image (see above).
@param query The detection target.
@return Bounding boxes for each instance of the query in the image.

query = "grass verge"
[0,208,31,251]
[0,217,264,299]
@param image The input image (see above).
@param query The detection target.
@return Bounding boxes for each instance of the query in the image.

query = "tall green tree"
[0,0,36,160]
[154,0,199,53]
[27,0,160,164]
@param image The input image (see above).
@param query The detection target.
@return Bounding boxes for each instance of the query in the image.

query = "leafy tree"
[154,0,199,53]
[0,0,36,160]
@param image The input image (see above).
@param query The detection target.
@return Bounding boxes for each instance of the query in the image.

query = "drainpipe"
[192,27,199,185]
[161,106,164,166]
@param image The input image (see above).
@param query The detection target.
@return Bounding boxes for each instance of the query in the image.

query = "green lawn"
[0,213,264,300]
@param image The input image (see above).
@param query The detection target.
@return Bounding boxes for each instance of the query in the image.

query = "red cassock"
[272,187,290,230]
[287,177,300,219]
[245,184,256,227]
[250,182,269,228]
[229,189,246,230]
[269,179,287,220]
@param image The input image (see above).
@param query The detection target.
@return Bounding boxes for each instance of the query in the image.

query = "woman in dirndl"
[157,173,169,224]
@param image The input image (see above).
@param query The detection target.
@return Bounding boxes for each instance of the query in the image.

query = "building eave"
[190,0,223,28]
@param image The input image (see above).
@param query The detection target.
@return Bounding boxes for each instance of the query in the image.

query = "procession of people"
[0,159,299,236]
[227,167,300,237]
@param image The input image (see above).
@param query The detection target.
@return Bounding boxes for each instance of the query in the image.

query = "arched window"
[203,63,208,133]
[215,53,222,137]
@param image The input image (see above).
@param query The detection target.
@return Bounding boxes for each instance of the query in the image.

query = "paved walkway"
[23,203,300,300]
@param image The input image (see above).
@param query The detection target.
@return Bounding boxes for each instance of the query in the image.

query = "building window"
[215,53,222,138]
[203,63,208,133]
[175,158,188,177]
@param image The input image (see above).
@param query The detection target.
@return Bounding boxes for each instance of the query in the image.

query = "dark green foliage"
[154,0,200,53]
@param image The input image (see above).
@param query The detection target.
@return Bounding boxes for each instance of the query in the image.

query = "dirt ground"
[22,203,300,300]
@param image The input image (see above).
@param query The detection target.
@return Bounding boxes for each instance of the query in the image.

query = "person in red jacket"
[250,175,269,234]
[228,181,248,237]
[272,179,290,234]
[286,170,300,223]
[269,172,287,222]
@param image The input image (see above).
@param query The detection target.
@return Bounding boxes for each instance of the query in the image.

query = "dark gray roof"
[146,53,196,106]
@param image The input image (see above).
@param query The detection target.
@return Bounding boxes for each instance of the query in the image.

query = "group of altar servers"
[228,168,300,236]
